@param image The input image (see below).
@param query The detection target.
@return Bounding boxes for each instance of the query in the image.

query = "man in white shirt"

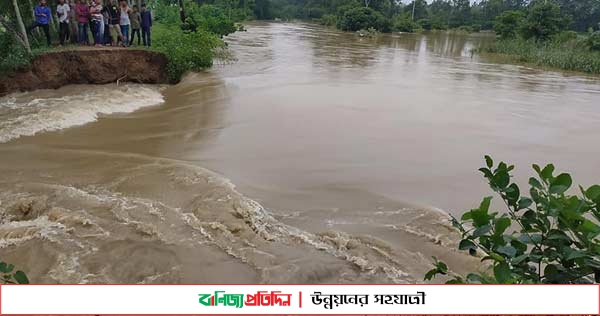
[56,0,70,45]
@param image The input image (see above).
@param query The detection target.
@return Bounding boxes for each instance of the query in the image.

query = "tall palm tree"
[12,0,32,53]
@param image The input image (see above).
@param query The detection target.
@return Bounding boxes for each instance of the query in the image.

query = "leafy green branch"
[425,156,600,284]
[0,261,29,284]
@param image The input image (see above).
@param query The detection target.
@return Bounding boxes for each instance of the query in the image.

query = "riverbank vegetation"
[481,2,600,74]
[425,156,600,284]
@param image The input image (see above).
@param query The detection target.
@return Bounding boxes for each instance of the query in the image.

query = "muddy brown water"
[1,22,600,284]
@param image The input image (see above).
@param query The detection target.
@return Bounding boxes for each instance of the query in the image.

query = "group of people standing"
[28,0,153,48]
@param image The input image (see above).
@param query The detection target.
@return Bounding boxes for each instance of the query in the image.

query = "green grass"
[482,38,600,75]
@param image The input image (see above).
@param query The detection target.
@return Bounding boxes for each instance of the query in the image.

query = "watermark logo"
[198,291,293,308]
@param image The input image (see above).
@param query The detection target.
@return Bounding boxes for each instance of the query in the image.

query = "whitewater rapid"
[0,85,164,143]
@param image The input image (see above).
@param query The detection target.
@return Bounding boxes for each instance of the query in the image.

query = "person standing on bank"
[90,0,104,47]
[28,0,52,46]
[68,0,78,44]
[102,5,112,46]
[56,0,70,46]
[129,5,141,46]
[75,0,90,45]
[106,0,123,46]
[119,1,131,47]
[140,3,152,47]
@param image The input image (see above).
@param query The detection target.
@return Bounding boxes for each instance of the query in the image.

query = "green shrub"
[552,30,578,44]
[430,18,448,30]
[457,25,474,33]
[356,27,379,38]
[0,27,32,75]
[586,31,600,51]
[318,14,337,27]
[153,2,236,37]
[184,4,237,37]
[417,18,432,31]
[519,1,569,41]
[337,7,391,33]
[471,24,481,33]
[153,1,181,25]
[152,24,223,82]
[494,10,525,39]
[393,15,419,33]
[425,156,600,284]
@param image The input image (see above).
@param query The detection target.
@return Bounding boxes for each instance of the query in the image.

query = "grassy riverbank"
[482,38,600,75]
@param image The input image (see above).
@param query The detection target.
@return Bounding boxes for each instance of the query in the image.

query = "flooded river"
[1,23,600,284]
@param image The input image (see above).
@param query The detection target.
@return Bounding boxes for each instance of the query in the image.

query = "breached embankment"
[0,49,169,97]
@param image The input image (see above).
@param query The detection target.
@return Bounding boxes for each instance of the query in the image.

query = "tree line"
[155,0,600,37]
[261,0,600,34]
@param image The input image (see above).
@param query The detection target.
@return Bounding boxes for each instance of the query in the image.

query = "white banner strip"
[1,284,598,315]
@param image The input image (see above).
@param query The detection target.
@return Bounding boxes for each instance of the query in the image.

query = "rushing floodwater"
[1,22,600,284]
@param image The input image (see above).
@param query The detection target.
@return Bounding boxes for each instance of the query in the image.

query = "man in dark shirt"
[140,3,152,47]
[27,0,52,46]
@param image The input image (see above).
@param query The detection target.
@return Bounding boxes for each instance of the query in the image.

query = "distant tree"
[428,0,452,29]
[450,0,471,27]
[519,1,569,41]
[494,10,525,39]
[393,13,418,32]
[555,0,600,32]
[406,0,428,21]
[254,0,272,19]
[337,6,390,32]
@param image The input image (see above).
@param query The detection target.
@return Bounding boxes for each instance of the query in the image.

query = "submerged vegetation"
[426,156,600,284]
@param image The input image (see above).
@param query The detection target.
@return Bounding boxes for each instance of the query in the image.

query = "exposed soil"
[0,48,169,97]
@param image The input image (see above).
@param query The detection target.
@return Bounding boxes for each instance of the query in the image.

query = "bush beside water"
[151,2,235,82]
[337,7,390,33]
[152,24,223,83]
[426,156,600,284]
[0,29,31,75]
[483,37,600,75]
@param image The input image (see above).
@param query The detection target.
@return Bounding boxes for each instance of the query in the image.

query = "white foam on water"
[0,85,164,143]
